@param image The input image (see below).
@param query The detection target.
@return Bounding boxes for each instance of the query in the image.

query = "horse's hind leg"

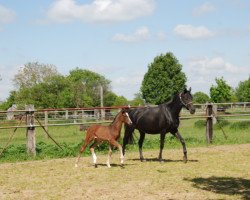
[174,130,187,163]
[89,140,99,168]
[75,136,92,167]
[138,131,145,162]
[106,145,113,168]
[158,132,166,162]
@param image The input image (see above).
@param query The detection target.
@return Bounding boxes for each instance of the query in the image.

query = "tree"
[0,91,17,110]
[210,77,233,103]
[235,77,250,102]
[141,52,187,104]
[67,68,111,107]
[15,75,71,108]
[113,96,128,106]
[130,92,145,106]
[104,92,118,107]
[13,62,59,88]
[193,92,210,104]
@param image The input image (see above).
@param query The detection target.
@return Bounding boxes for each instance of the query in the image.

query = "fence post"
[44,110,48,131]
[74,110,77,123]
[25,105,36,156]
[206,103,213,144]
[65,110,68,120]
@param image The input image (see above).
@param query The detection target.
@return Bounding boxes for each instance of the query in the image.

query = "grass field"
[0,115,249,199]
[0,144,249,200]
[0,117,250,162]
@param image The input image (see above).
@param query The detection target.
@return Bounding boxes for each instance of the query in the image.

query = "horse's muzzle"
[188,104,196,114]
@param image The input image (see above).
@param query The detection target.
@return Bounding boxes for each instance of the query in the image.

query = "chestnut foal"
[75,109,132,168]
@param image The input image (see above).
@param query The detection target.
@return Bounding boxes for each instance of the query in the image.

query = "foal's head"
[179,88,196,114]
[120,109,132,125]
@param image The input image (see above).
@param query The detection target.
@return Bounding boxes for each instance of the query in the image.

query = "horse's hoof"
[183,157,187,163]
[159,159,164,163]
[107,164,111,168]
[121,164,125,169]
[94,164,98,168]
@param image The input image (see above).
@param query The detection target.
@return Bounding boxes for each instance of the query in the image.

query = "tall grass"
[0,117,249,163]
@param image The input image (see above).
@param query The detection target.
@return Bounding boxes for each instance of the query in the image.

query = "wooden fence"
[0,103,250,156]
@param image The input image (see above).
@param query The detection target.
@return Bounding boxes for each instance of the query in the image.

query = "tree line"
[0,62,143,110]
[0,52,249,110]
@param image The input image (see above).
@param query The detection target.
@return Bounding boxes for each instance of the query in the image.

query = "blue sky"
[0,0,249,101]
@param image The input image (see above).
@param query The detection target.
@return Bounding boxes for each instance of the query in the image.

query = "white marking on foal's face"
[125,112,132,124]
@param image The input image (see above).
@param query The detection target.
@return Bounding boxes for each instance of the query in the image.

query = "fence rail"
[0,103,250,130]
[0,103,250,157]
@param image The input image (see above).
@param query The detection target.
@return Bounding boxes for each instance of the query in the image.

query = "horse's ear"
[189,87,191,92]
[184,88,188,93]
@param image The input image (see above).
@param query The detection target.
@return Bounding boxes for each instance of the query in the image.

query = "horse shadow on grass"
[184,176,250,200]
[93,163,135,168]
[129,158,198,163]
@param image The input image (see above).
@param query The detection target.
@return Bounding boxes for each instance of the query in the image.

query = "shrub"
[214,118,230,129]
[230,121,250,130]
[194,120,206,129]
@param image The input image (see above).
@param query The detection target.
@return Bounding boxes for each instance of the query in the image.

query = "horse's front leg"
[138,131,145,162]
[158,132,166,162]
[110,139,124,167]
[122,125,134,156]
[174,130,187,163]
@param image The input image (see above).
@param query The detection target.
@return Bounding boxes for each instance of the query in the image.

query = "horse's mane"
[110,110,122,125]
[161,93,179,106]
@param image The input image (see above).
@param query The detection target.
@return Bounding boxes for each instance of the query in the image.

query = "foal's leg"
[106,145,113,168]
[158,132,166,162]
[138,131,145,162]
[174,130,187,163]
[90,140,100,168]
[110,139,124,167]
[75,136,92,167]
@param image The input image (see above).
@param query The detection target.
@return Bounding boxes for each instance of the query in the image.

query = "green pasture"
[0,116,249,163]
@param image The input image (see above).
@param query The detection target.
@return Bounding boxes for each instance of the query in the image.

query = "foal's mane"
[110,110,122,125]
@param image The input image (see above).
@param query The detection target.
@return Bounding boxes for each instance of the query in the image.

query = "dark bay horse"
[122,88,195,163]
[75,109,132,168]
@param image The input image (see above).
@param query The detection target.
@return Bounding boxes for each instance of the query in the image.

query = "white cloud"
[156,31,167,41]
[112,27,150,42]
[186,56,249,94]
[112,27,167,43]
[174,24,216,39]
[112,72,144,99]
[46,0,155,23]
[219,27,250,37]
[0,4,16,24]
[192,2,216,16]
[187,56,247,75]
[0,64,20,101]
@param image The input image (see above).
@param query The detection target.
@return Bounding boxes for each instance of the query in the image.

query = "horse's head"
[121,109,133,125]
[179,88,196,114]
